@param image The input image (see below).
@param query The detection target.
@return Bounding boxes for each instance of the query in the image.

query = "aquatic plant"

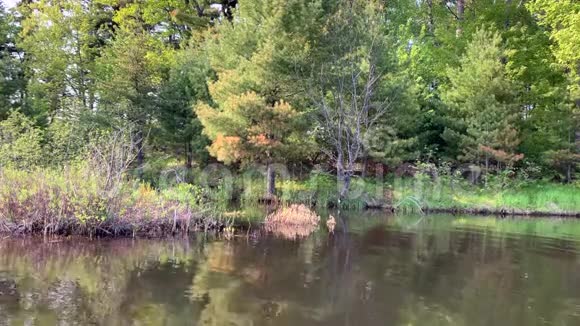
[264,204,320,239]
[326,215,336,233]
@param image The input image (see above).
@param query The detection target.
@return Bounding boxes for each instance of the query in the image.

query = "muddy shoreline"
[2,205,580,238]
[375,205,580,218]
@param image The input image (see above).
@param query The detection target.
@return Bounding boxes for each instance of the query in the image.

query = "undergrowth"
[0,164,222,237]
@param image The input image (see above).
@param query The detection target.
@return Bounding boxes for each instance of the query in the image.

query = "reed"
[0,165,219,237]
[264,204,320,239]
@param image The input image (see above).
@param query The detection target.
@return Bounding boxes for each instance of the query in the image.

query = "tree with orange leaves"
[197,90,305,198]
[196,0,322,198]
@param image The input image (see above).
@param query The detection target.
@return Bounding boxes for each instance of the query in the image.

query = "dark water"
[1,214,580,325]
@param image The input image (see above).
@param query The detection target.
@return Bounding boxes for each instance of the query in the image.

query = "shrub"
[44,120,86,166]
[264,204,320,239]
[0,163,217,237]
[0,111,44,169]
[305,171,338,207]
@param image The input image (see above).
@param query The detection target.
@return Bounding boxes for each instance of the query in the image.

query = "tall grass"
[8,163,574,238]
[0,164,220,237]
[277,172,383,209]
[239,169,580,215]
[393,176,580,214]
[497,183,580,212]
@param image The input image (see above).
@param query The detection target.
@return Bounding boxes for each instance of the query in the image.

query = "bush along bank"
[0,165,226,237]
[3,163,580,239]
[389,167,580,217]
[243,168,580,218]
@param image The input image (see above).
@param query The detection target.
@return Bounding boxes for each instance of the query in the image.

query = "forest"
[0,0,579,235]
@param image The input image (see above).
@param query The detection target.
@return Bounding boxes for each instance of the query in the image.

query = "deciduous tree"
[310,0,395,199]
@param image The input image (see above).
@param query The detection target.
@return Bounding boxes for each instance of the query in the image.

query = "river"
[1,213,580,325]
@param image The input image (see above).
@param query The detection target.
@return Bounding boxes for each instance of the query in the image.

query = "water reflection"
[0,215,580,325]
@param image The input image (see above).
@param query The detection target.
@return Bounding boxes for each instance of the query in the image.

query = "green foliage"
[45,120,86,166]
[527,0,580,95]
[0,0,578,216]
[393,166,580,213]
[161,183,204,208]
[197,92,302,165]
[277,171,338,207]
[0,163,216,236]
[96,26,170,126]
[18,0,104,119]
[0,3,25,120]
[441,28,520,165]
[0,111,86,169]
[196,0,322,167]
[0,111,44,169]
[155,48,212,167]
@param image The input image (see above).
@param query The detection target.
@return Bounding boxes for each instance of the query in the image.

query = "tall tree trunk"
[266,163,276,199]
[361,155,368,178]
[185,142,193,169]
[574,63,580,181]
[505,0,512,28]
[427,0,434,34]
[336,152,351,200]
[485,155,490,176]
[572,117,579,184]
[339,172,351,201]
[575,64,580,151]
[456,0,465,37]
[136,129,145,179]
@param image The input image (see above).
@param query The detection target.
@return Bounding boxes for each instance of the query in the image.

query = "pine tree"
[95,25,171,174]
[197,92,302,197]
[442,28,520,170]
[156,49,211,168]
[196,0,323,198]
[528,0,580,179]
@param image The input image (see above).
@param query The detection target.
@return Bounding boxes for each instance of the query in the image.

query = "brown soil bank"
[374,204,580,218]
[0,217,225,238]
[421,207,580,218]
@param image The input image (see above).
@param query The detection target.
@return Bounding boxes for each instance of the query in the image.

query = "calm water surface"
[1,214,580,325]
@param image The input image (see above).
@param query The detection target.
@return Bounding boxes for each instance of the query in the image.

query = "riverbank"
[393,179,580,217]
[272,173,580,217]
[2,165,580,238]
[0,167,224,237]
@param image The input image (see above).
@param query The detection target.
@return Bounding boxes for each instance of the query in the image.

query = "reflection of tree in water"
[0,216,580,325]
[188,241,256,326]
[189,239,329,325]
[185,232,399,325]
[186,236,336,325]
[0,238,197,325]
[386,216,580,326]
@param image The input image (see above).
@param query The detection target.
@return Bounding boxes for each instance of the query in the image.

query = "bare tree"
[310,0,392,199]
[88,127,141,196]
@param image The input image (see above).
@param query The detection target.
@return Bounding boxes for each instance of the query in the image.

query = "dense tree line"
[0,0,578,197]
